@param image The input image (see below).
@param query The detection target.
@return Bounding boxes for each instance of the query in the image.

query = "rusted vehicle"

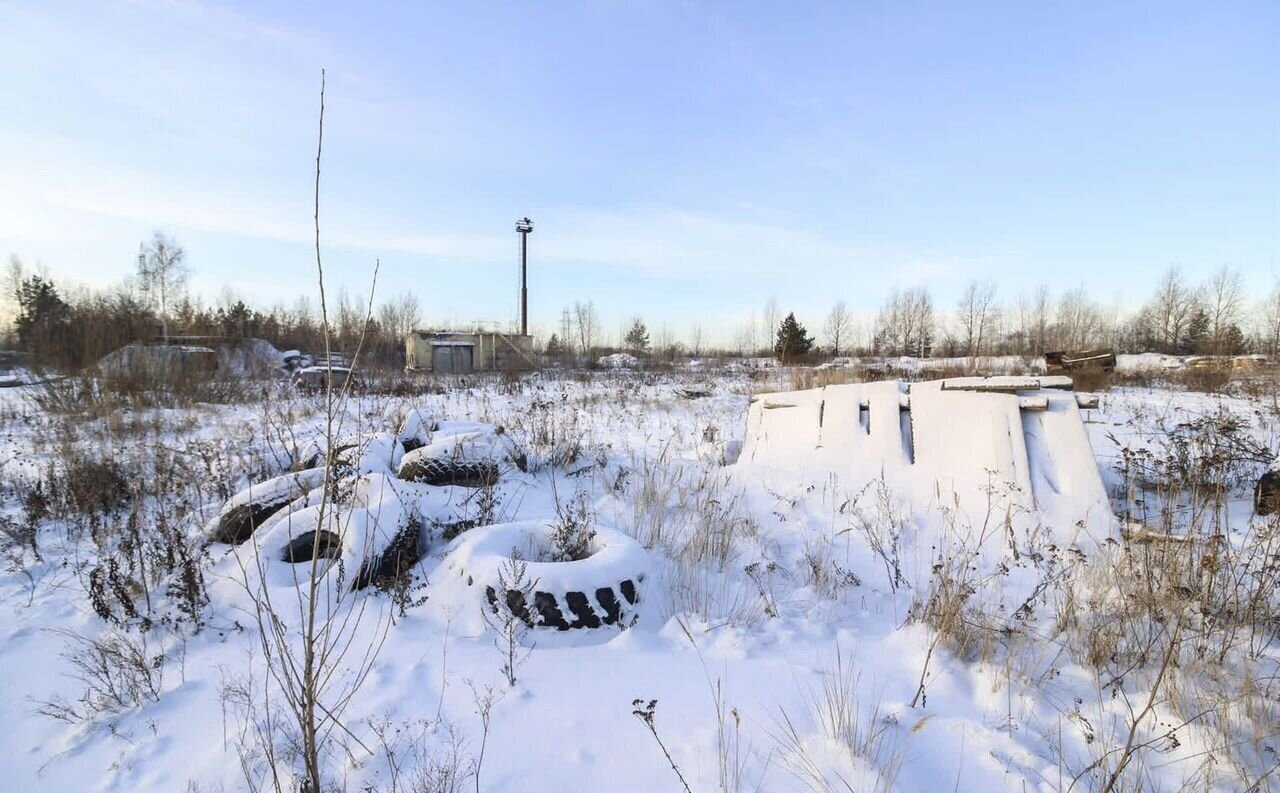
[291,366,363,392]
[1044,349,1116,374]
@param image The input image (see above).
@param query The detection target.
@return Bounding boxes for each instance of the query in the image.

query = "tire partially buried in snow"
[444,521,648,630]
[395,426,518,487]
[237,473,419,592]
[398,455,499,487]
[208,468,328,545]
[281,529,342,563]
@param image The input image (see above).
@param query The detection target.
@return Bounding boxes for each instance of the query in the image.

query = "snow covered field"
[0,371,1277,792]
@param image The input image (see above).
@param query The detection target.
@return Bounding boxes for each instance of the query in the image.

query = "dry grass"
[773,647,903,793]
[788,366,869,391]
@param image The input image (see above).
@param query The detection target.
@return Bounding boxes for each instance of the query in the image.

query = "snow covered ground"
[0,371,1277,792]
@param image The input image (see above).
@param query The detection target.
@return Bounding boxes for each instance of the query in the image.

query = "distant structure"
[405,328,534,373]
[404,218,537,374]
[516,216,533,336]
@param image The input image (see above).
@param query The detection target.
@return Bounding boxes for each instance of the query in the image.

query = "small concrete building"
[405,330,536,373]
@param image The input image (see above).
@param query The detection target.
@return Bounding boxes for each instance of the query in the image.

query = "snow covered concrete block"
[739,377,1114,544]
[909,381,1036,513]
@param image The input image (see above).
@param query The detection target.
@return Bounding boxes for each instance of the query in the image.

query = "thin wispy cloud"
[1,0,1275,340]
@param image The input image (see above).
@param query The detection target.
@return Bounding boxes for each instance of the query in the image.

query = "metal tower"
[515,217,534,336]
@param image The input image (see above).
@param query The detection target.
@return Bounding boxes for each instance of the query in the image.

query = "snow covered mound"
[597,352,639,369]
[216,337,286,376]
[0,365,37,388]
[1116,352,1185,372]
[739,376,1115,551]
[97,337,286,378]
[97,343,217,379]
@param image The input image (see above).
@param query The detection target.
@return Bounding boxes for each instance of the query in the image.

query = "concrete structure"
[405,330,536,373]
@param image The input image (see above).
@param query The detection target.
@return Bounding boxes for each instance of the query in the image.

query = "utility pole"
[515,217,534,336]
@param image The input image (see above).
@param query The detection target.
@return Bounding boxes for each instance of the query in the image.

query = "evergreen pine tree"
[624,318,650,355]
[1184,308,1210,354]
[1219,323,1246,356]
[773,312,814,364]
[14,275,72,360]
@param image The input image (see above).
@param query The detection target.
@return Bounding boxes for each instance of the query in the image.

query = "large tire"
[484,577,642,630]
[352,520,427,591]
[396,425,522,486]
[281,529,343,563]
[209,468,327,545]
[233,473,414,592]
[399,456,499,487]
[1256,469,1280,516]
[444,521,649,630]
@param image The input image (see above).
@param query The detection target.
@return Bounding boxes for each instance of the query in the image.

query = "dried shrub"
[1068,366,1112,392]
[548,490,596,562]
[36,628,165,722]
[64,458,131,517]
[1179,367,1231,393]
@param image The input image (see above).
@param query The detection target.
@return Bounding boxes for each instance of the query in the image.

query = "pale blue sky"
[1,1,1277,343]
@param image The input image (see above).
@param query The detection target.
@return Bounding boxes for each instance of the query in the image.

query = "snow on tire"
[207,468,327,545]
[441,521,649,630]
[230,473,416,592]
[395,423,523,487]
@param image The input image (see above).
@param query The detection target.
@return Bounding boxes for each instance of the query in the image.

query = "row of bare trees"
[800,264,1269,360]
[7,239,1278,369]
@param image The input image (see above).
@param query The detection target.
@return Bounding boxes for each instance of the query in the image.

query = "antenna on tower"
[515,217,533,336]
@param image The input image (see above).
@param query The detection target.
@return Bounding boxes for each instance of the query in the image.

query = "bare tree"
[762,296,779,355]
[1054,287,1104,351]
[910,288,935,357]
[3,255,26,343]
[1031,285,1051,354]
[688,323,704,358]
[955,280,998,361]
[334,288,365,353]
[876,287,934,357]
[376,292,421,341]
[1145,266,1195,353]
[847,314,869,355]
[823,300,852,356]
[655,323,676,361]
[138,232,189,341]
[573,300,599,358]
[1202,265,1244,356]
[559,307,575,359]
[1011,293,1033,356]
[234,70,393,793]
[288,296,319,348]
[375,292,422,366]
[734,322,754,357]
[742,311,758,356]
[1259,281,1280,358]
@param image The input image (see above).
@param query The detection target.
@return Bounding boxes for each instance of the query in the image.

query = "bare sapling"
[232,69,393,792]
[483,553,536,686]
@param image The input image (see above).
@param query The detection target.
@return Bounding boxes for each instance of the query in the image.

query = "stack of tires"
[208,416,647,629]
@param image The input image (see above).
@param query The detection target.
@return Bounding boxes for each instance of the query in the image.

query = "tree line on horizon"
[539,264,1277,365]
[6,235,1279,370]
